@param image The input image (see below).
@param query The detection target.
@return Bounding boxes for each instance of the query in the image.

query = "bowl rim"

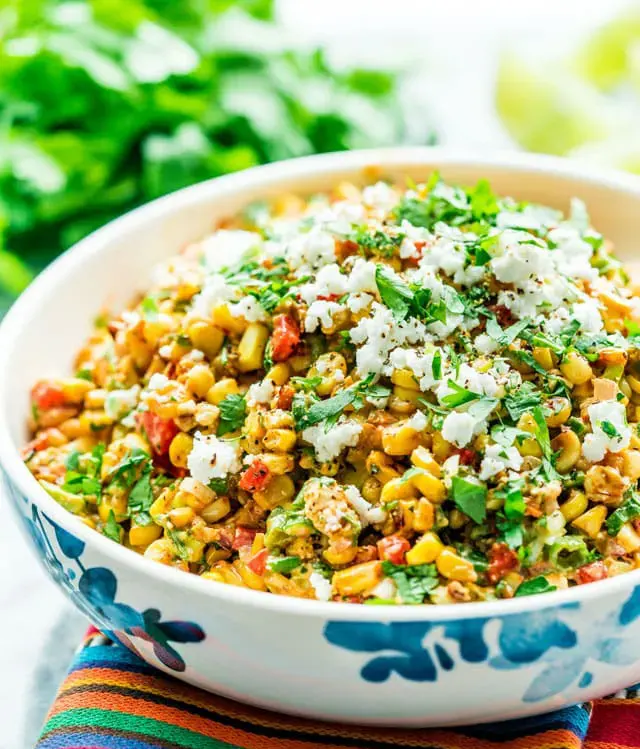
[3,145,640,622]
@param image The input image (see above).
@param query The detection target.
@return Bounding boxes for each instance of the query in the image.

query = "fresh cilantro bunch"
[0,0,420,313]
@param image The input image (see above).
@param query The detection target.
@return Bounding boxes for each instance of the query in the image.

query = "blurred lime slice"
[496,53,623,155]
[572,11,640,91]
[570,136,640,175]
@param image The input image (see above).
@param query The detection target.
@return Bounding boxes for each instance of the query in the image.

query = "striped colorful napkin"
[37,628,640,749]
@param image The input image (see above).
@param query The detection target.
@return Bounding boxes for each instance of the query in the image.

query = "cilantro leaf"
[268,556,302,574]
[503,381,543,421]
[486,317,531,347]
[375,264,414,321]
[381,561,438,604]
[441,380,483,408]
[606,492,640,536]
[217,394,247,436]
[128,469,154,516]
[451,476,487,524]
[103,510,122,544]
[295,387,356,431]
[432,350,442,380]
[514,576,557,597]
[108,448,149,488]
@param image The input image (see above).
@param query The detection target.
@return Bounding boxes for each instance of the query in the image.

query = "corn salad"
[23,174,640,604]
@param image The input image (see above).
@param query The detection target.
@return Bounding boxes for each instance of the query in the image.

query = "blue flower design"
[8,489,205,672]
[324,618,487,682]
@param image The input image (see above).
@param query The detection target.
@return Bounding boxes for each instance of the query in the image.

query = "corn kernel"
[382,421,422,456]
[436,549,477,582]
[391,368,421,390]
[266,363,290,386]
[617,522,640,553]
[380,477,417,505]
[206,378,240,405]
[532,347,554,371]
[366,451,400,485]
[237,323,269,372]
[411,470,446,504]
[129,523,162,547]
[560,352,593,385]
[406,532,443,565]
[169,432,194,468]
[571,505,607,538]
[333,561,382,596]
[212,304,247,334]
[186,364,215,398]
[262,428,297,453]
[188,321,224,358]
[560,491,588,522]
[410,446,441,477]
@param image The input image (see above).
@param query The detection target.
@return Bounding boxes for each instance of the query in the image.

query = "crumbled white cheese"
[442,412,477,448]
[302,418,362,462]
[187,432,242,484]
[201,230,261,271]
[572,299,604,334]
[246,379,276,407]
[346,258,378,294]
[191,274,235,317]
[309,571,333,601]
[491,231,554,287]
[475,333,499,355]
[286,228,336,270]
[583,400,631,463]
[362,181,397,212]
[305,300,343,333]
[147,373,170,391]
[350,303,428,376]
[370,578,397,600]
[105,385,141,421]
[229,295,268,322]
[406,410,428,432]
[344,485,387,527]
[479,444,523,481]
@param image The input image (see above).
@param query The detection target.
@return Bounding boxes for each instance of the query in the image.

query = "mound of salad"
[23,173,640,604]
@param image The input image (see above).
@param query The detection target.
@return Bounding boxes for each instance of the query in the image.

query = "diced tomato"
[136,411,179,455]
[238,460,272,493]
[316,293,340,302]
[277,385,295,411]
[31,382,66,411]
[377,535,411,565]
[487,543,519,584]
[271,314,300,362]
[575,560,608,585]
[21,433,51,458]
[455,448,477,466]
[247,548,269,576]
[232,526,258,550]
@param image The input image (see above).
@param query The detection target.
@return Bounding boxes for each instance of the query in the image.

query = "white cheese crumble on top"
[309,571,333,601]
[302,418,363,463]
[344,485,387,526]
[246,379,276,407]
[147,373,170,391]
[582,401,632,463]
[229,295,268,323]
[200,230,262,271]
[479,444,524,481]
[104,385,140,421]
[441,412,478,448]
[187,432,242,484]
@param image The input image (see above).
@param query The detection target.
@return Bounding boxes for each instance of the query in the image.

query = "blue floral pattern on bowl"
[325,584,640,702]
[7,478,205,672]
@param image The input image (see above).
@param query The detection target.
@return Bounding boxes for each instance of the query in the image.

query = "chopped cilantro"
[141,296,159,321]
[531,405,557,479]
[606,492,640,536]
[268,556,302,574]
[450,476,487,524]
[290,375,323,392]
[108,448,150,488]
[217,394,247,436]
[514,576,557,597]
[601,420,619,438]
[103,510,122,544]
[432,350,442,380]
[440,380,483,408]
[486,317,531,347]
[381,561,438,604]
[375,264,414,321]
[503,381,543,421]
[128,469,154,518]
[208,478,228,495]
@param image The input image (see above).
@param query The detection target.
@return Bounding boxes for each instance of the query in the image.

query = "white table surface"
[2,2,633,747]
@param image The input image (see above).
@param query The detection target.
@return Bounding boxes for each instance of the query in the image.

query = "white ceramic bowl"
[3,148,640,727]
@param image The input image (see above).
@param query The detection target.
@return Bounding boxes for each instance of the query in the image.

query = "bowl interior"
[2,149,640,451]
